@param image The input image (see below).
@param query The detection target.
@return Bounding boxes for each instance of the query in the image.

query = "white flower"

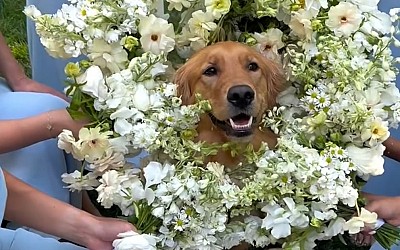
[205,0,231,19]
[261,203,291,239]
[346,144,385,177]
[188,10,217,39]
[96,170,123,208]
[361,117,390,146]
[166,0,191,11]
[132,85,151,111]
[289,9,314,41]
[305,0,328,15]
[138,14,175,55]
[113,231,158,250]
[61,170,100,191]
[58,129,78,155]
[343,208,378,234]
[253,28,284,61]
[348,0,378,13]
[24,5,41,19]
[144,162,173,188]
[78,127,113,162]
[40,37,71,58]
[87,39,128,74]
[326,2,363,37]
[77,65,108,100]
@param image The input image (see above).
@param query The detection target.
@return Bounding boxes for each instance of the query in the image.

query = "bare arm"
[0,109,84,154]
[383,136,400,163]
[0,32,27,88]
[0,32,67,99]
[3,170,135,249]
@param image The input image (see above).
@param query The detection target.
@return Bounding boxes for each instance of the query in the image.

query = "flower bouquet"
[25,0,400,249]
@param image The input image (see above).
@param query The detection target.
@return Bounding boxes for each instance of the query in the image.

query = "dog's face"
[174,41,285,140]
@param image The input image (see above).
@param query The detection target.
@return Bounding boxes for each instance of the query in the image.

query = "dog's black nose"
[227,85,254,108]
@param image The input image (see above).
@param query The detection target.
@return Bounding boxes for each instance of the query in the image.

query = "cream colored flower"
[87,39,128,74]
[289,9,314,41]
[253,28,284,61]
[188,10,217,40]
[343,208,378,234]
[78,127,113,162]
[205,0,231,18]
[166,0,191,11]
[138,14,175,55]
[326,2,363,37]
[361,117,390,146]
[41,37,71,58]
[346,144,385,177]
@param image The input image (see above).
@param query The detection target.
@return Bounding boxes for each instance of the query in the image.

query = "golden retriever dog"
[174,41,286,168]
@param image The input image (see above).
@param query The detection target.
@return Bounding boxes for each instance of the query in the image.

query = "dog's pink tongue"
[234,119,250,125]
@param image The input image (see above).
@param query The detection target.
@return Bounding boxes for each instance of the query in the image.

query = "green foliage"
[0,0,31,75]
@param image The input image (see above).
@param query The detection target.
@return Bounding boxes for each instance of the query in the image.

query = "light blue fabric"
[26,0,80,93]
[0,166,86,250]
[0,83,77,204]
[364,1,400,250]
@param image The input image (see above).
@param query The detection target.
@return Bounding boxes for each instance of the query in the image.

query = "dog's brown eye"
[248,62,259,71]
[203,67,217,76]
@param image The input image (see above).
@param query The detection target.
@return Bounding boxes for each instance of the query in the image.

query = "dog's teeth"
[229,117,253,130]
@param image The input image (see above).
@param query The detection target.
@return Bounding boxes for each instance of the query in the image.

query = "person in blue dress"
[26,0,75,93]
[0,165,135,250]
[361,0,400,249]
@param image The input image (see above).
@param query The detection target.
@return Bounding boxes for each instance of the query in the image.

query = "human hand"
[11,77,69,102]
[83,216,137,250]
[365,195,400,227]
[49,109,88,138]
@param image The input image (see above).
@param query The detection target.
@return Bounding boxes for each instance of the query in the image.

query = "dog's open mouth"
[209,113,255,137]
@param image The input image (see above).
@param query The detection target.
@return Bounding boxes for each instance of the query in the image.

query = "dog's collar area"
[208,113,254,138]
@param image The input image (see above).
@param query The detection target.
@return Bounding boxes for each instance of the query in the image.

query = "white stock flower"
[132,84,151,111]
[348,0,378,13]
[261,203,291,239]
[326,2,363,37]
[144,161,173,188]
[346,144,385,177]
[24,5,42,19]
[113,231,158,250]
[96,170,124,208]
[305,0,328,14]
[61,170,100,191]
[41,37,71,58]
[139,14,175,55]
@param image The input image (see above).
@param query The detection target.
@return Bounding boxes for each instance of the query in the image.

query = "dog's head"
[174,41,285,140]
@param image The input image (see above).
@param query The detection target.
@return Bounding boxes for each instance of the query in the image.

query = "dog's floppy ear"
[258,56,286,108]
[174,62,195,105]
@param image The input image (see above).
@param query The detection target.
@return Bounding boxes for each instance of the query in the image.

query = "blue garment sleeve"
[0,166,85,250]
[0,84,77,204]
[0,228,86,250]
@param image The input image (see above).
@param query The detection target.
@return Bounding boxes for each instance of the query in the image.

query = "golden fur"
[174,41,286,167]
